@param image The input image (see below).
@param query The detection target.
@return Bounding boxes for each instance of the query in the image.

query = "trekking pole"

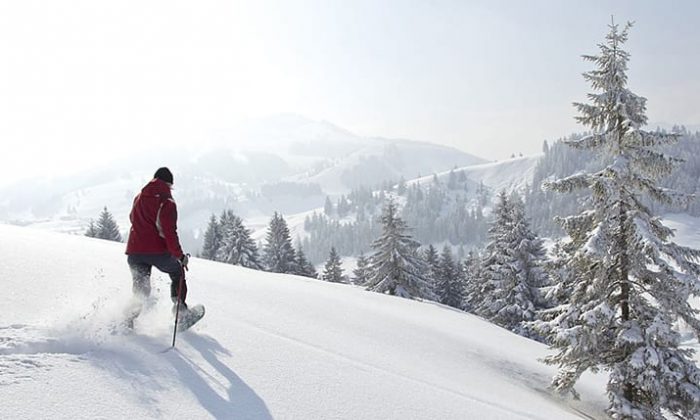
[170,258,189,349]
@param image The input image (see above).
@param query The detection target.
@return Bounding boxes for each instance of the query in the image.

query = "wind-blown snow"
[0,224,608,419]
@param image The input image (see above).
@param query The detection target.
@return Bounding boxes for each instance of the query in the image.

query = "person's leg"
[127,255,152,300]
[125,255,153,325]
[149,254,187,308]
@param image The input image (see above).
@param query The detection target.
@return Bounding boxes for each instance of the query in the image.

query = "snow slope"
[0,224,608,419]
[407,155,541,194]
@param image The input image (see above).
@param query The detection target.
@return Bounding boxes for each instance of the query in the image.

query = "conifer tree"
[217,211,262,269]
[436,245,463,309]
[462,250,482,312]
[504,194,551,337]
[539,22,700,419]
[96,206,122,242]
[320,247,346,283]
[201,214,222,260]
[476,192,549,336]
[352,253,371,286]
[294,245,318,278]
[365,200,434,299]
[423,244,440,295]
[473,191,514,314]
[263,212,297,273]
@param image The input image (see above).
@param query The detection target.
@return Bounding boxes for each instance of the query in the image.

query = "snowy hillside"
[1,224,608,419]
[408,155,541,194]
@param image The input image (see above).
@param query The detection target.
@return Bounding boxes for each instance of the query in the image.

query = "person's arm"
[159,199,185,259]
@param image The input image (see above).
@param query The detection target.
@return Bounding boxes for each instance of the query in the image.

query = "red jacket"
[125,179,184,259]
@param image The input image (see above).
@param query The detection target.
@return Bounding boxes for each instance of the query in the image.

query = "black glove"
[180,253,190,270]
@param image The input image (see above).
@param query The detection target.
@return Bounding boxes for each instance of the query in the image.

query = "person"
[125,167,191,324]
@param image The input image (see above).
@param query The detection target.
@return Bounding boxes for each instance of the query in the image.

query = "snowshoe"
[175,304,205,332]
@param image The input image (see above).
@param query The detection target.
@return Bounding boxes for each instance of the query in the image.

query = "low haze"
[1,1,698,186]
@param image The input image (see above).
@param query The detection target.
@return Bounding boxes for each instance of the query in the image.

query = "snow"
[408,155,541,194]
[0,224,609,419]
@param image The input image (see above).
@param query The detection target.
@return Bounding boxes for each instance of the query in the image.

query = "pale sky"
[0,1,698,185]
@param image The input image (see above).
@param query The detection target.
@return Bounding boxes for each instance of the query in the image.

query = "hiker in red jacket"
[125,167,190,322]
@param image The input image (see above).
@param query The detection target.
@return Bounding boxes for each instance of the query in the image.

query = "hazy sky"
[1,1,698,185]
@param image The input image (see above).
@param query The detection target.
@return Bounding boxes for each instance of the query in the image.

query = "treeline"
[196,189,552,344]
[199,210,317,278]
[302,171,490,264]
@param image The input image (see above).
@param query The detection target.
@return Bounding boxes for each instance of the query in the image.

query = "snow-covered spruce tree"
[294,244,318,278]
[365,200,434,299]
[200,214,222,260]
[320,247,346,283]
[352,253,371,286]
[436,245,464,309]
[539,22,700,419]
[473,191,514,315]
[217,211,263,270]
[506,194,551,338]
[476,192,549,336]
[96,206,122,242]
[263,212,297,274]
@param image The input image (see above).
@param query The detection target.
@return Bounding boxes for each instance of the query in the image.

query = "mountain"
[0,223,608,419]
[0,115,485,252]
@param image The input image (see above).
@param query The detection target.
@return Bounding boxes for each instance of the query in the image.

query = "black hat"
[154,167,174,184]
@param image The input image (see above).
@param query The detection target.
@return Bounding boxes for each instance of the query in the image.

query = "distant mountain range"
[0,115,504,252]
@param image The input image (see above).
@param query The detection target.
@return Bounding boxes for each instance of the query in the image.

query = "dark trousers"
[127,254,187,305]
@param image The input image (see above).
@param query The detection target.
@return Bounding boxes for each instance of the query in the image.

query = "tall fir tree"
[95,206,122,242]
[201,214,222,260]
[217,211,263,269]
[320,247,346,283]
[352,253,371,286]
[436,245,463,309]
[538,22,700,419]
[263,212,297,274]
[365,200,434,299]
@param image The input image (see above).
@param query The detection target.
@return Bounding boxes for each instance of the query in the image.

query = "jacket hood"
[141,178,172,199]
